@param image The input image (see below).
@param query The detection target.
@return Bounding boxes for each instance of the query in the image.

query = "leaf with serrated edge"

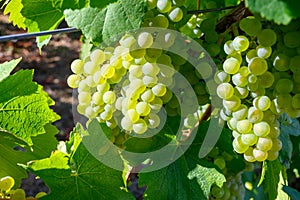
[3,0,26,29]
[26,132,135,200]
[65,0,147,44]
[139,122,226,199]
[0,124,58,188]
[245,0,300,25]
[0,58,22,82]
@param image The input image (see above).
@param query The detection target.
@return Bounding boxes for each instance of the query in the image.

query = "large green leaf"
[260,159,282,199]
[0,58,22,82]
[3,0,26,29]
[138,122,226,199]
[0,124,58,188]
[26,130,135,200]
[64,0,147,44]
[245,0,300,25]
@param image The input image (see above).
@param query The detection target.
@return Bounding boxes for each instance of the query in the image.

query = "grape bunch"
[0,176,46,200]
[210,172,245,200]
[214,15,300,162]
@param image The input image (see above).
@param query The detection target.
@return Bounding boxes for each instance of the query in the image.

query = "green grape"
[100,64,115,78]
[234,86,249,99]
[0,176,14,191]
[233,136,249,153]
[228,52,243,65]
[256,45,272,58]
[141,89,155,102]
[256,136,273,151]
[92,92,104,105]
[137,32,153,48]
[262,110,276,124]
[232,104,248,120]
[253,96,271,111]
[84,61,98,75]
[67,74,81,88]
[232,35,249,52]
[292,94,300,109]
[223,40,236,55]
[146,48,162,60]
[71,59,84,74]
[147,113,161,128]
[211,185,225,199]
[241,132,258,146]
[11,189,26,200]
[239,16,262,36]
[90,49,105,65]
[267,150,279,161]
[183,114,198,129]
[244,147,256,162]
[121,116,133,131]
[143,75,158,87]
[217,82,234,100]
[257,29,277,47]
[214,70,230,84]
[157,0,172,13]
[253,148,268,161]
[239,66,250,77]
[232,130,241,138]
[248,106,264,123]
[270,138,282,151]
[85,75,97,87]
[136,102,151,116]
[227,117,238,130]
[236,119,252,134]
[253,121,270,137]
[283,31,300,48]
[248,57,268,75]
[161,89,173,103]
[103,91,116,104]
[130,44,146,58]
[77,104,87,115]
[133,119,148,134]
[152,83,167,97]
[214,157,226,170]
[289,55,300,74]
[246,49,257,63]
[168,7,183,22]
[275,78,293,93]
[97,82,110,93]
[273,53,290,71]
[78,91,92,105]
[258,71,275,88]
[147,0,157,9]
[85,106,97,118]
[223,57,240,74]
[232,73,248,87]
[35,192,47,199]
[142,62,160,76]
[222,95,241,111]
[126,109,140,123]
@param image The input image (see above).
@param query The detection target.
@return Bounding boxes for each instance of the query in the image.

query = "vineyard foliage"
[0,0,300,199]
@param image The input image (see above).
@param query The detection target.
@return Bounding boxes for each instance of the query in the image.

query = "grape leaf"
[138,122,226,199]
[261,159,282,199]
[0,70,38,104]
[0,58,22,82]
[26,131,135,200]
[245,0,300,25]
[280,113,300,137]
[64,0,147,44]
[90,0,116,8]
[3,0,26,29]
[0,124,58,188]
[282,185,300,200]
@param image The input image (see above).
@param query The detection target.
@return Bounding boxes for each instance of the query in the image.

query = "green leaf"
[282,185,300,200]
[245,0,300,25]
[90,0,117,8]
[0,71,60,145]
[0,124,58,188]
[0,70,38,104]
[139,122,226,199]
[261,159,282,200]
[280,114,300,137]
[51,0,89,11]
[65,0,147,44]
[26,132,135,200]
[3,0,26,29]
[0,58,22,82]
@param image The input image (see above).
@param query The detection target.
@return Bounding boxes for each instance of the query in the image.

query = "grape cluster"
[210,173,245,200]
[0,176,46,200]
[214,16,300,162]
